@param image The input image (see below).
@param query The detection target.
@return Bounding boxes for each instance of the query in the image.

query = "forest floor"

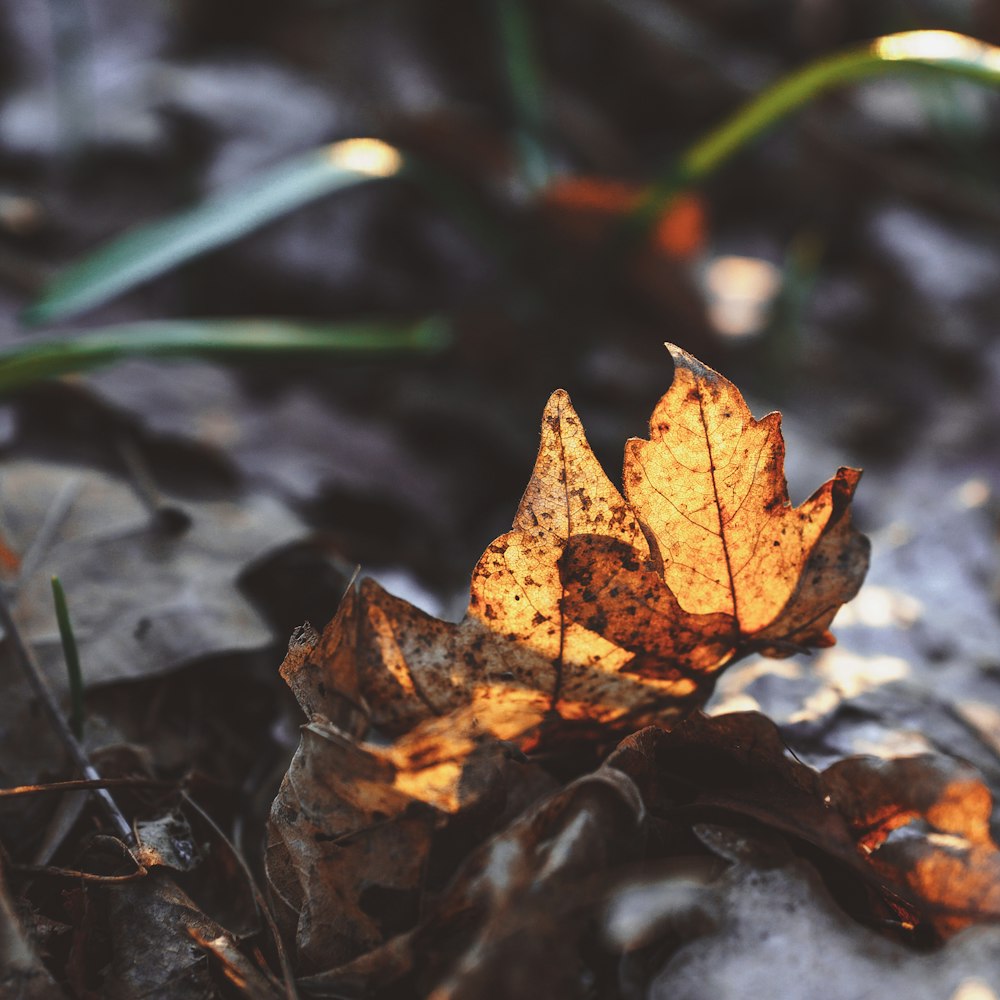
[3,2,1000,998]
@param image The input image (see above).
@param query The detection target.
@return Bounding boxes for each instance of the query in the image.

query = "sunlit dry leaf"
[351,345,870,742]
[623,345,868,650]
[349,387,705,745]
[269,345,870,968]
[825,755,1000,936]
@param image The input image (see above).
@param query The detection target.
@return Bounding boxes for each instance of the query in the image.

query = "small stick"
[0,776,176,798]
[0,588,134,844]
[183,793,299,1000]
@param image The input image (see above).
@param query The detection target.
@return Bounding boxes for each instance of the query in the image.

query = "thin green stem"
[635,30,1000,232]
[51,576,84,740]
[0,586,133,842]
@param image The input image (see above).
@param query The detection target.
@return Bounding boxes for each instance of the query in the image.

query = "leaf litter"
[0,460,307,789]
[9,345,1000,997]
[271,343,1000,996]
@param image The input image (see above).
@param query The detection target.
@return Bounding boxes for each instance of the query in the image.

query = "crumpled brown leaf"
[607,712,1000,940]
[330,344,869,747]
[266,707,558,972]
[285,713,1000,998]
[297,765,646,999]
[268,344,870,970]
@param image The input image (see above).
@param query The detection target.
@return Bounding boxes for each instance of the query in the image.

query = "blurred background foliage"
[1,0,1000,596]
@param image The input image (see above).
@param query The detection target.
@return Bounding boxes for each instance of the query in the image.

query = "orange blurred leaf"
[0,530,20,579]
[825,755,1000,936]
[540,177,706,258]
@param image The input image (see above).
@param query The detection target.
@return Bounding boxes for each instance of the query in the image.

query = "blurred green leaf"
[25,139,406,325]
[493,0,551,191]
[631,30,1000,241]
[0,316,450,395]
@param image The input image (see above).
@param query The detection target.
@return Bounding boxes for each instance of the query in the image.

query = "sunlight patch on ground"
[789,650,910,723]
[708,657,803,715]
[832,584,922,629]
[848,729,934,759]
[949,978,1000,1000]
[955,478,991,510]
[955,701,1000,758]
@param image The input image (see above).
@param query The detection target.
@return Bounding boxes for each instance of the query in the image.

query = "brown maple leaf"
[268,343,870,969]
[562,345,869,664]
[347,343,869,751]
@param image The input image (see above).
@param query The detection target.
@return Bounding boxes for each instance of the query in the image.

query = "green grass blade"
[51,576,84,741]
[0,316,450,396]
[24,139,406,326]
[632,30,1000,238]
[492,0,551,191]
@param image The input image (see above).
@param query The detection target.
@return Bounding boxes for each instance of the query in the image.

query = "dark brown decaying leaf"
[607,712,1000,939]
[298,766,646,1000]
[0,460,305,697]
[0,856,61,999]
[268,344,871,971]
[105,871,227,1000]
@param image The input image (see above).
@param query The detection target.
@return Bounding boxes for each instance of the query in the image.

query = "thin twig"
[182,792,300,1000]
[17,831,146,883]
[0,776,177,798]
[12,861,147,883]
[0,587,135,844]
